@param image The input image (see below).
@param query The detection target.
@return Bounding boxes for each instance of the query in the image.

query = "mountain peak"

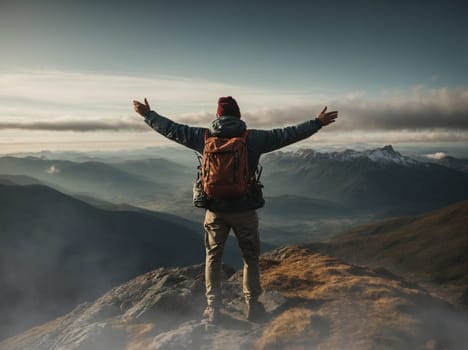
[3,247,467,350]
[365,144,414,164]
[378,144,400,157]
[381,144,395,152]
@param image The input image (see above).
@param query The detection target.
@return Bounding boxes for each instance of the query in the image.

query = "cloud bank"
[0,119,147,132]
[331,87,468,131]
[1,70,468,143]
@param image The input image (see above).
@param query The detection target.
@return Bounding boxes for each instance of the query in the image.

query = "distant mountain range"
[261,145,468,216]
[0,181,207,340]
[3,146,468,218]
[303,200,468,307]
[5,146,199,166]
[0,156,193,203]
[0,174,43,186]
[3,146,468,246]
[427,154,468,173]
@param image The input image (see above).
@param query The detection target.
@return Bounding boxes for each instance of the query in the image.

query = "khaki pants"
[204,209,262,307]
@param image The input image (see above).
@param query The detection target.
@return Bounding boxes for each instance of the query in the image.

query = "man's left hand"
[133,98,151,117]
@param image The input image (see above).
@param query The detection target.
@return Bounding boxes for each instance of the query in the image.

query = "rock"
[149,321,205,350]
[259,290,288,313]
[2,247,468,350]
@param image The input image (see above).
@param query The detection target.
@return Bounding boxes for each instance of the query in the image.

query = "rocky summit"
[2,246,468,350]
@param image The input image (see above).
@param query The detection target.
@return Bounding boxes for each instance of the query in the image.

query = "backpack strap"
[205,129,249,141]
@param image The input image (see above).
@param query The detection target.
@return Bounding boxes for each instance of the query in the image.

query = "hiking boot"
[247,300,267,322]
[203,306,221,323]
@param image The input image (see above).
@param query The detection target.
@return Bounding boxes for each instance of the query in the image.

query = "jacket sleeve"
[250,119,322,154]
[144,111,207,153]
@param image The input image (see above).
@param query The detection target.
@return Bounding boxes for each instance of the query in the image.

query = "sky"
[0,0,467,155]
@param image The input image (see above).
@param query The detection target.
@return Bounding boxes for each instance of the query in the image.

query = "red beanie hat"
[217,96,241,118]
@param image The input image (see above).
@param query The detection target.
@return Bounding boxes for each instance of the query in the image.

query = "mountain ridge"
[290,145,418,165]
[0,183,207,340]
[261,145,468,216]
[2,246,467,350]
[302,200,468,307]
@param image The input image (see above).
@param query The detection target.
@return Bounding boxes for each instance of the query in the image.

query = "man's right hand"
[133,98,151,117]
[317,106,338,126]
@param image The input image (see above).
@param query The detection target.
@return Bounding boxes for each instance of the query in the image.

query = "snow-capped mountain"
[278,145,419,166]
[261,145,468,216]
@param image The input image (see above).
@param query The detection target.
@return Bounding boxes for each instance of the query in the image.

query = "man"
[133,96,338,322]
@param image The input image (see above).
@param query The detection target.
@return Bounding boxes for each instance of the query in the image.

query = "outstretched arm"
[252,106,338,154]
[133,98,207,153]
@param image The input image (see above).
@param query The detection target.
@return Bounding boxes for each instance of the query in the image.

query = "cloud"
[1,69,468,144]
[0,118,148,132]
[0,69,327,131]
[222,87,468,131]
[308,130,468,144]
[331,87,468,131]
[46,165,60,174]
[425,152,448,160]
[0,69,323,114]
[145,86,468,132]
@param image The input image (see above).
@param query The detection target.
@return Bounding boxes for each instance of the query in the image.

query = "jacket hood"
[209,116,247,137]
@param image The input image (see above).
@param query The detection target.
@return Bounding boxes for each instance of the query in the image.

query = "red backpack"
[201,130,250,199]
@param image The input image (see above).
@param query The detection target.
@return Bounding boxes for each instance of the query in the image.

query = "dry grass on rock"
[256,247,467,350]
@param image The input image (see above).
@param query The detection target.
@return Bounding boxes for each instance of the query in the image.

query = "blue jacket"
[145,111,322,211]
